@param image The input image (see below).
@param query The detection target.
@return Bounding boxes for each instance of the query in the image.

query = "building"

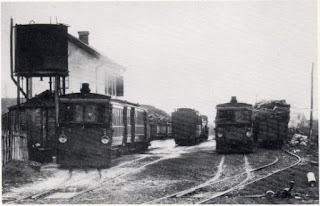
[67,31,125,97]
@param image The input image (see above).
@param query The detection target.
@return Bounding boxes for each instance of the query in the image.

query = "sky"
[1,1,318,123]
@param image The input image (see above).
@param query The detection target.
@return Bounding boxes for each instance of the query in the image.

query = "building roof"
[9,90,55,110]
[68,34,126,72]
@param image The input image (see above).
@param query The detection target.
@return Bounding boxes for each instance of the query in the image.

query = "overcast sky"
[1,1,318,122]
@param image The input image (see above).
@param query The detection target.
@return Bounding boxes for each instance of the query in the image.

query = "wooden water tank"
[14,24,68,77]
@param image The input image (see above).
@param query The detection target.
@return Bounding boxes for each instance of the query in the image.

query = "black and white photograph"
[1,0,319,204]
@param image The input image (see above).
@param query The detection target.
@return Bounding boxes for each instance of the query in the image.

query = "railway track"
[144,149,301,204]
[6,145,188,204]
[67,146,190,200]
[5,169,74,204]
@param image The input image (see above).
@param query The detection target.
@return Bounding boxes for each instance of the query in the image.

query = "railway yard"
[2,137,318,204]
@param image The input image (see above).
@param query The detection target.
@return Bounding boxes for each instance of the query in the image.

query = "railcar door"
[134,108,146,142]
[125,107,132,144]
[111,105,125,147]
[81,103,109,167]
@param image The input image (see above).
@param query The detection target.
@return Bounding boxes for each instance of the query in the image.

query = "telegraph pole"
[309,63,314,144]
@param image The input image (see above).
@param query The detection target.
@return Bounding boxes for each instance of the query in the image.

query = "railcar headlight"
[101,136,110,144]
[59,134,68,143]
[217,133,223,138]
[246,131,252,138]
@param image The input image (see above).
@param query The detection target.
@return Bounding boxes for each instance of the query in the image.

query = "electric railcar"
[172,108,208,146]
[56,84,149,168]
[215,97,254,153]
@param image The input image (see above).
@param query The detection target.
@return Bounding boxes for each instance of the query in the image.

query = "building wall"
[31,41,124,97]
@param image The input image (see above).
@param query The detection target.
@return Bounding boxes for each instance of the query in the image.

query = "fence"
[2,112,29,165]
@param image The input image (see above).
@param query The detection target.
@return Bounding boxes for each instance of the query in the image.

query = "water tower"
[10,19,69,123]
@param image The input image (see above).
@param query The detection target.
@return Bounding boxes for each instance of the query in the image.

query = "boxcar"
[172,108,208,146]
[56,84,149,168]
[253,100,290,149]
[215,97,254,153]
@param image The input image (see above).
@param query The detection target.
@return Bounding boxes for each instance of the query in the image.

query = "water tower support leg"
[54,76,59,126]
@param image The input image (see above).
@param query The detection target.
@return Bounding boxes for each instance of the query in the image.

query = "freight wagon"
[253,100,290,149]
[172,108,208,145]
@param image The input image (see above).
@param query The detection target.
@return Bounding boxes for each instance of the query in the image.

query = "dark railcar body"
[56,85,149,168]
[172,108,208,145]
[215,97,254,153]
[57,92,112,168]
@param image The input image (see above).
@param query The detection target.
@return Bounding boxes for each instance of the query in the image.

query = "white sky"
[1,1,318,122]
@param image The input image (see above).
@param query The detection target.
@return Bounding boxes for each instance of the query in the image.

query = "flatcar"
[253,100,290,149]
[215,97,254,153]
[56,83,149,168]
[172,108,208,146]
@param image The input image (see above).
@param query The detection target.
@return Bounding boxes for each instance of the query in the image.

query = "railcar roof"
[173,108,201,116]
[60,92,111,100]
[110,99,140,107]
[216,102,252,109]
[175,108,198,113]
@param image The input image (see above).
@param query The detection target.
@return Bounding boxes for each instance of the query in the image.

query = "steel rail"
[67,146,190,200]
[6,169,73,204]
[196,149,301,204]
[143,155,278,204]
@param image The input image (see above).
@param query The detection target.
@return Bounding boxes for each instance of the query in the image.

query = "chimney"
[78,31,89,44]
[231,96,237,103]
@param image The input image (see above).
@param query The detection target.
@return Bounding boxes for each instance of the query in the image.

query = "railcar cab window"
[217,110,234,122]
[60,103,106,123]
[217,109,251,123]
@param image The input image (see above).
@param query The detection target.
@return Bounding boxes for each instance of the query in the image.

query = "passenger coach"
[215,97,254,153]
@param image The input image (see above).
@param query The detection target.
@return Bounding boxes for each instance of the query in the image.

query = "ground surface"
[2,137,319,204]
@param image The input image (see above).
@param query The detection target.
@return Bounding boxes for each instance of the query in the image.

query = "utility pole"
[309,63,314,144]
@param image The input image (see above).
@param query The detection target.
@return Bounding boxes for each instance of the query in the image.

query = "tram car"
[253,100,290,149]
[172,108,208,146]
[215,97,254,153]
[56,83,149,168]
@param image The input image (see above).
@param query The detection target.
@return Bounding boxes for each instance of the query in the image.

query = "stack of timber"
[253,100,290,149]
